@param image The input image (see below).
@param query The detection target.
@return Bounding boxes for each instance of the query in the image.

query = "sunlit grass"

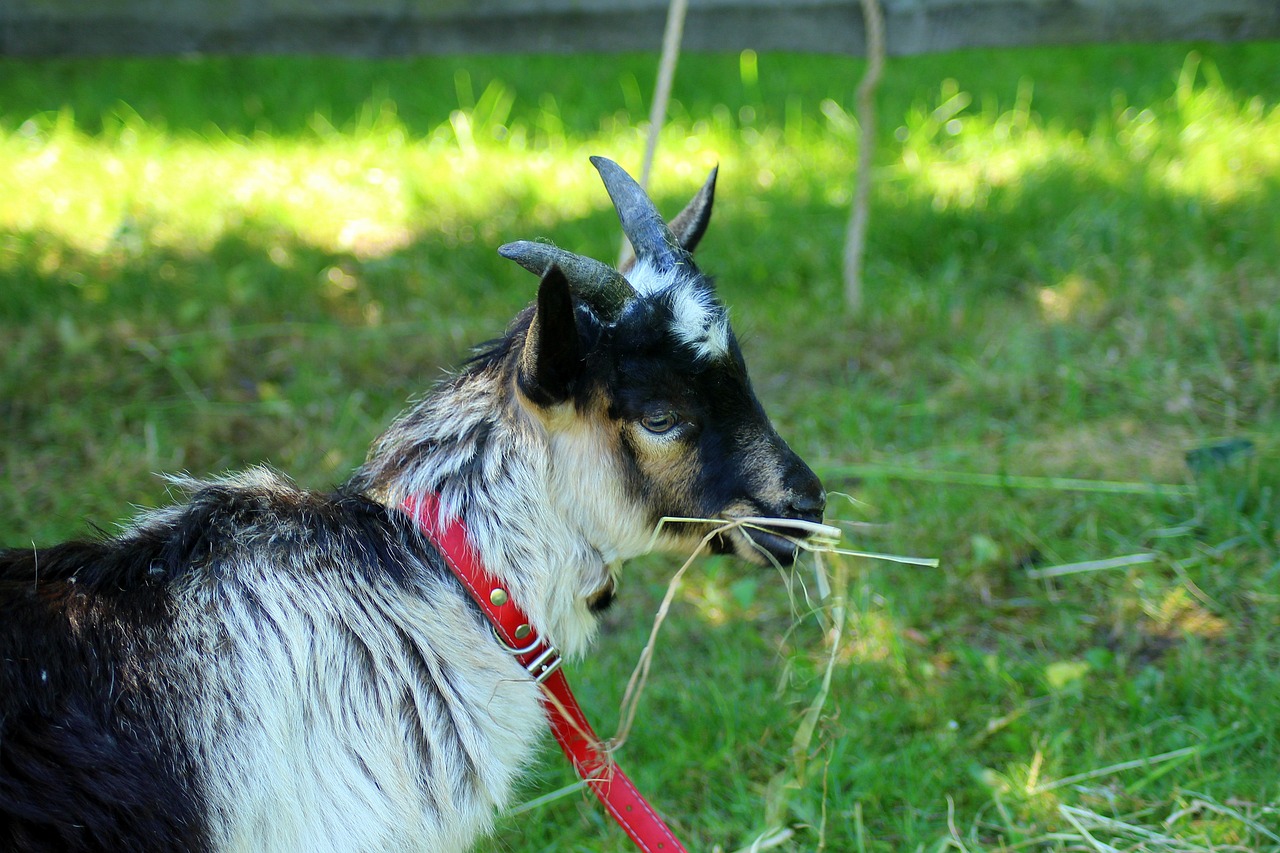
[898,57,1280,217]
[8,53,1279,257]
[2,44,1279,851]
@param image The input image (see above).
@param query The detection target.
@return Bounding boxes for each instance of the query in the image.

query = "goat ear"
[519,264,583,406]
[667,164,717,254]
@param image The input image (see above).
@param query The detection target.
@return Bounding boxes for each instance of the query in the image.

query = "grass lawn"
[2,41,1279,851]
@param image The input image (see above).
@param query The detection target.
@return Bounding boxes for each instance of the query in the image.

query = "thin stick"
[617,513,935,819]
[944,795,973,853]
[614,521,729,747]
[765,553,848,831]
[504,780,588,816]
[1167,793,1280,844]
[735,516,845,541]
[1060,805,1217,853]
[801,543,939,567]
[843,0,885,313]
[1059,806,1122,853]
[648,515,938,567]
[822,462,1194,497]
[641,0,688,190]
[1030,745,1201,794]
[1026,552,1158,580]
[729,827,794,853]
[621,0,689,265]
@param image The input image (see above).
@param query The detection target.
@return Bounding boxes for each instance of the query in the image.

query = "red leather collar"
[402,493,689,853]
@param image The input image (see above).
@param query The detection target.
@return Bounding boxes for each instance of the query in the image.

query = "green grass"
[3,42,1280,851]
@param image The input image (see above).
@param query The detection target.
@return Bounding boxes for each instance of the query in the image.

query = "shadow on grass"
[4,148,1278,516]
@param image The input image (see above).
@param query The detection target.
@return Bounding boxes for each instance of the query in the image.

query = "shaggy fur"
[0,158,824,852]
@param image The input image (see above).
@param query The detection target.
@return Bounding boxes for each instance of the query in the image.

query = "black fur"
[0,535,209,852]
[0,481,443,852]
[518,266,584,406]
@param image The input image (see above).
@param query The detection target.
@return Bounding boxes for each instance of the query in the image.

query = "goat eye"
[639,412,679,435]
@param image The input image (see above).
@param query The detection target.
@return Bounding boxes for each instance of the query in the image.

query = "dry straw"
[504,509,940,849]
[625,512,938,849]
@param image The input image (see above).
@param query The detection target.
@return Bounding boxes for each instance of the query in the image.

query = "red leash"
[402,493,689,853]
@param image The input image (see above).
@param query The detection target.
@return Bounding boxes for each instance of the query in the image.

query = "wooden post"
[843,0,885,314]
[621,0,690,267]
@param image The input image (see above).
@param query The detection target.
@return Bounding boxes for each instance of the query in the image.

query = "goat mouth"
[744,527,803,565]
[718,518,812,567]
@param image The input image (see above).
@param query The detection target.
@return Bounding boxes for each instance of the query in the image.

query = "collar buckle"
[493,627,563,684]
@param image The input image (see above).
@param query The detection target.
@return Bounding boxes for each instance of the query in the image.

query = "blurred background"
[2,1,1278,850]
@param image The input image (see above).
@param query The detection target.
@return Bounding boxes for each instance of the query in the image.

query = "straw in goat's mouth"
[515,511,938,841]
[648,514,939,567]
[617,514,938,748]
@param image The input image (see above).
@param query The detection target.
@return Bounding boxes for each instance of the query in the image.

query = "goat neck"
[351,341,631,660]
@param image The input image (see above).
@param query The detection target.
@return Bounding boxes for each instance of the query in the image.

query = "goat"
[0,156,825,852]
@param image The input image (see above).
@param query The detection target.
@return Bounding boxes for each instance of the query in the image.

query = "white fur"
[367,372,641,660]
[147,470,546,853]
[626,260,731,360]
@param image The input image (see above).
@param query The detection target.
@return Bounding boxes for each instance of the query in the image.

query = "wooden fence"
[4,0,1278,58]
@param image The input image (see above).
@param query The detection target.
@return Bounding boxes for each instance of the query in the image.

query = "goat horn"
[619,164,718,274]
[498,241,636,319]
[590,156,691,272]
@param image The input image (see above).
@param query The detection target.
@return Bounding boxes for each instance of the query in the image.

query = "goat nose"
[787,489,827,521]
[773,435,825,520]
